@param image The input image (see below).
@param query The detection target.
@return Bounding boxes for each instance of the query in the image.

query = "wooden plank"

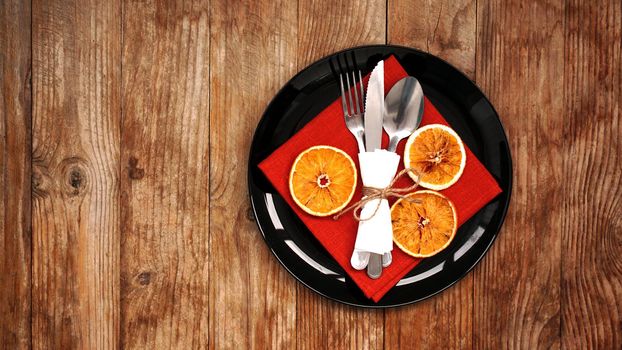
[388,0,477,77]
[297,0,387,66]
[473,0,564,348]
[0,0,31,348]
[562,0,622,347]
[385,1,476,348]
[295,2,386,349]
[384,280,472,349]
[31,0,121,348]
[208,1,298,348]
[296,293,384,350]
[120,1,210,348]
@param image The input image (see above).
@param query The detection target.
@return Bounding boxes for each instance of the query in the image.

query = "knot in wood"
[137,272,151,285]
[59,157,89,197]
[69,169,83,189]
[128,156,145,180]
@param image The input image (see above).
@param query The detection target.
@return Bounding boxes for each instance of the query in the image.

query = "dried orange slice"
[404,124,466,190]
[391,190,457,258]
[289,145,357,217]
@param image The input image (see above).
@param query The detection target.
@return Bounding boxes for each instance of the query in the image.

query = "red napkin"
[259,56,502,302]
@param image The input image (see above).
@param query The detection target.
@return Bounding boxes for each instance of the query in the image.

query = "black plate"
[248,45,512,308]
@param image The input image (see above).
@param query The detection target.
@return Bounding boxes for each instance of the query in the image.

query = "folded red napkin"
[259,55,502,302]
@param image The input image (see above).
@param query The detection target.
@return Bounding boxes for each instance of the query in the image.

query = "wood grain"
[388,0,477,77]
[297,0,386,67]
[208,0,298,348]
[296,295,384,350]
[295,1,386,349]
[31,0,120,348]
[385,1,476,348]
[384,279,473,349]
[474,0,564,348]
[0,0,31,348]
[120,0,210,348]
[1,0,622,347]
[562,0,622,348]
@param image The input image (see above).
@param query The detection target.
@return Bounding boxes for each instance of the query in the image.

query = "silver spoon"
[384,76,425,153]
[382,76,424,266]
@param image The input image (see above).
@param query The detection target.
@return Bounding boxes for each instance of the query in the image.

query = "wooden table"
[1,0,620,348]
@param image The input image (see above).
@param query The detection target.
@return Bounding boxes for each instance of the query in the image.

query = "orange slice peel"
[391,190,457,258]
[404,124,466,190]
[289,145,357,217]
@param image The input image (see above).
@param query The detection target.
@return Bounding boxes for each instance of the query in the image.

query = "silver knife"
[364,61,384,152]
[363,61,385,279]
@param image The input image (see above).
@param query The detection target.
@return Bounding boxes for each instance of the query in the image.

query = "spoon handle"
[387,136,400,153]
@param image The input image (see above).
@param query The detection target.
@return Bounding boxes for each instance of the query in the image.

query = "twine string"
[333,168,421,221]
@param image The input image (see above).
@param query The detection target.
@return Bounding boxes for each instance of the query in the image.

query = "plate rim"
[247,44,513,308]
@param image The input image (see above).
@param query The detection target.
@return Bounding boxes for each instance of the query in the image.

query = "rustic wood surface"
[1,0,620,349]
[1,0,31,348]
[30,0,120,348]
[120,1,210,349]
[473,1,564,348]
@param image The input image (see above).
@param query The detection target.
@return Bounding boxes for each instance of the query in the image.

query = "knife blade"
[364,61,384,151]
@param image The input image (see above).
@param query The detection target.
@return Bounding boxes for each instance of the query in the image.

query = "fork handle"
[356,138,366,154]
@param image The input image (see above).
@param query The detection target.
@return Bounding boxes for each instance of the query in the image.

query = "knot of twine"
[333,168,421,221]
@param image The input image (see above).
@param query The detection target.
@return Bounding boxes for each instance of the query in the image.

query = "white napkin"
[350,150,400,270]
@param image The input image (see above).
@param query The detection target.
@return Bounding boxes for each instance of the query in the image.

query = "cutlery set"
[340,60,424,279]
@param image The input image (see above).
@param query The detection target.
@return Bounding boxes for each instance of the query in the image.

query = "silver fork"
[339,70,366,154]
[340,70,373,271]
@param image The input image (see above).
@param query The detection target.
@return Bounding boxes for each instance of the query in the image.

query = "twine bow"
[333,168,421,221]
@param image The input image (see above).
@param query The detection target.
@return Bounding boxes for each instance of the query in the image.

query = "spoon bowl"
[384,77,425,152]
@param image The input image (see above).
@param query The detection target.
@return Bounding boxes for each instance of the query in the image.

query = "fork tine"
[351,71,361,115]
[339,74,349,116]
[345,73,355,117]
[358,70,365,112]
